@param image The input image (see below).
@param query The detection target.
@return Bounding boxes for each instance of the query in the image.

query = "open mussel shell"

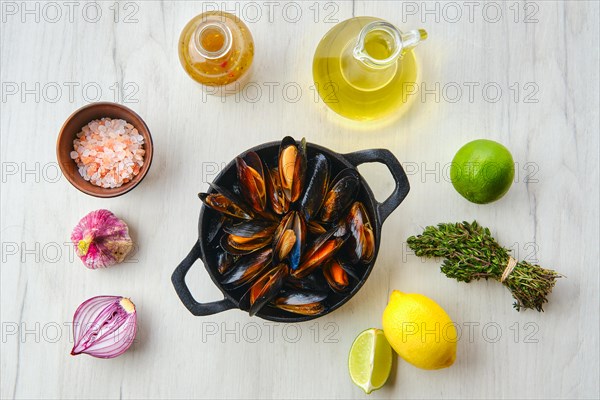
[319,168,360,223]
[223,220,277,239]
[237,151,267,213]
[221,247,272,289]
[271,212,293,264]
[243,263,289,316]
[299,153,329,222]
[272,302,325,316]
[199,183,255,220]
[278,136,306,204]
[271,290,327,316]
[220,233,271,255]
[271,211,292,243]
[199,192,252,220]
[345,201,375,264]
[289,212,305,270]
[275,229,296,261]
[271,212,306,269]
[292,226,347,279]
[307,220,327,235]
[274,290,328,304]
[335,257,362,281]
[322,259,350,293]
[216,248,235,275]
[266,167,289,215]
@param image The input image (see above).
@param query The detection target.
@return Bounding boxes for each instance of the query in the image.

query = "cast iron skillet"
[172,140,410,322]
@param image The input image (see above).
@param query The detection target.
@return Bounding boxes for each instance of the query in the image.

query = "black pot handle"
[343,149,410,224]
[171,241,236,316]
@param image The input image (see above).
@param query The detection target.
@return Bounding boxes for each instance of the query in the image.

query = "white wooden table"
[1,1,599,399]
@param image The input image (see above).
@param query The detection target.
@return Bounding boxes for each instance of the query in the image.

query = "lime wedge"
[348,328,393,394]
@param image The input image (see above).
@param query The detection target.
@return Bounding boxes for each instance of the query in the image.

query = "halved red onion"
[71,295,137,359]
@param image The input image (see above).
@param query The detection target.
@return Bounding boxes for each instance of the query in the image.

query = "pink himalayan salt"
[71,118,145,189]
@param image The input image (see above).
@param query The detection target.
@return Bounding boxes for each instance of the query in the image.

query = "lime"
[450,139,515,204]
[348,328,393,394]
[382,291,457,370]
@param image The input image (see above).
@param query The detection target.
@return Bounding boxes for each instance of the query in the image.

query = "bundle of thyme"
[407,221,561,312]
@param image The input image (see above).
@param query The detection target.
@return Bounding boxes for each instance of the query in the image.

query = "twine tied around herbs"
[500,256,518,283]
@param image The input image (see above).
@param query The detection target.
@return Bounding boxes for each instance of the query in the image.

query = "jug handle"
[354,22,427,68]
[401,29,428,51]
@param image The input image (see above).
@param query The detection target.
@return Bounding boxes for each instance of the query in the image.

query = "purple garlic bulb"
[71,209,133,269]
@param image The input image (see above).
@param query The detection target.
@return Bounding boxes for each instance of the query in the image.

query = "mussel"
[289,212,305,270]
[320,168,360,223]
[272,212,293,263]
[223,220,277,239]
[278,137,306,204]
[266,167,289,215]
[345,201,375,264]
[207,215,230,243]
[237,151,267,213]
[246,263,288,316]
[293,227,347,279]
[216,249,235,274]
[323,259,350,292]
[272,211,305,270]
[276,229,296,260]
[299,154,329,221]
[272,290,327,316]
[221,247,272,288]
[335,257,362,281]
[307,220,327,235]
[274,301,324,316]
[220,233,271,255]
[199,183,254,220]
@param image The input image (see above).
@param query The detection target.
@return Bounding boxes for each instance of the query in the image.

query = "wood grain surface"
[1,1,598,399]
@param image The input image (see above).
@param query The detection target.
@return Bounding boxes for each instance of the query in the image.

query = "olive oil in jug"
[313,17,427,121]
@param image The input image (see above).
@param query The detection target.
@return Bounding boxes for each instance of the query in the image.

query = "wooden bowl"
[56,102,153,198]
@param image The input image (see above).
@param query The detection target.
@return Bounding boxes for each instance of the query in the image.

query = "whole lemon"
[382,291,457,370]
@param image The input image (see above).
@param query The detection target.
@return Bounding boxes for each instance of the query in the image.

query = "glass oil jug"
[179,11,254,94]
[313,17,427,121]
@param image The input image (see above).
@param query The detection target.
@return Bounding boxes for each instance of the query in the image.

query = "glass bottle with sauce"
[313,17,427,121]
[179,11,254,94]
